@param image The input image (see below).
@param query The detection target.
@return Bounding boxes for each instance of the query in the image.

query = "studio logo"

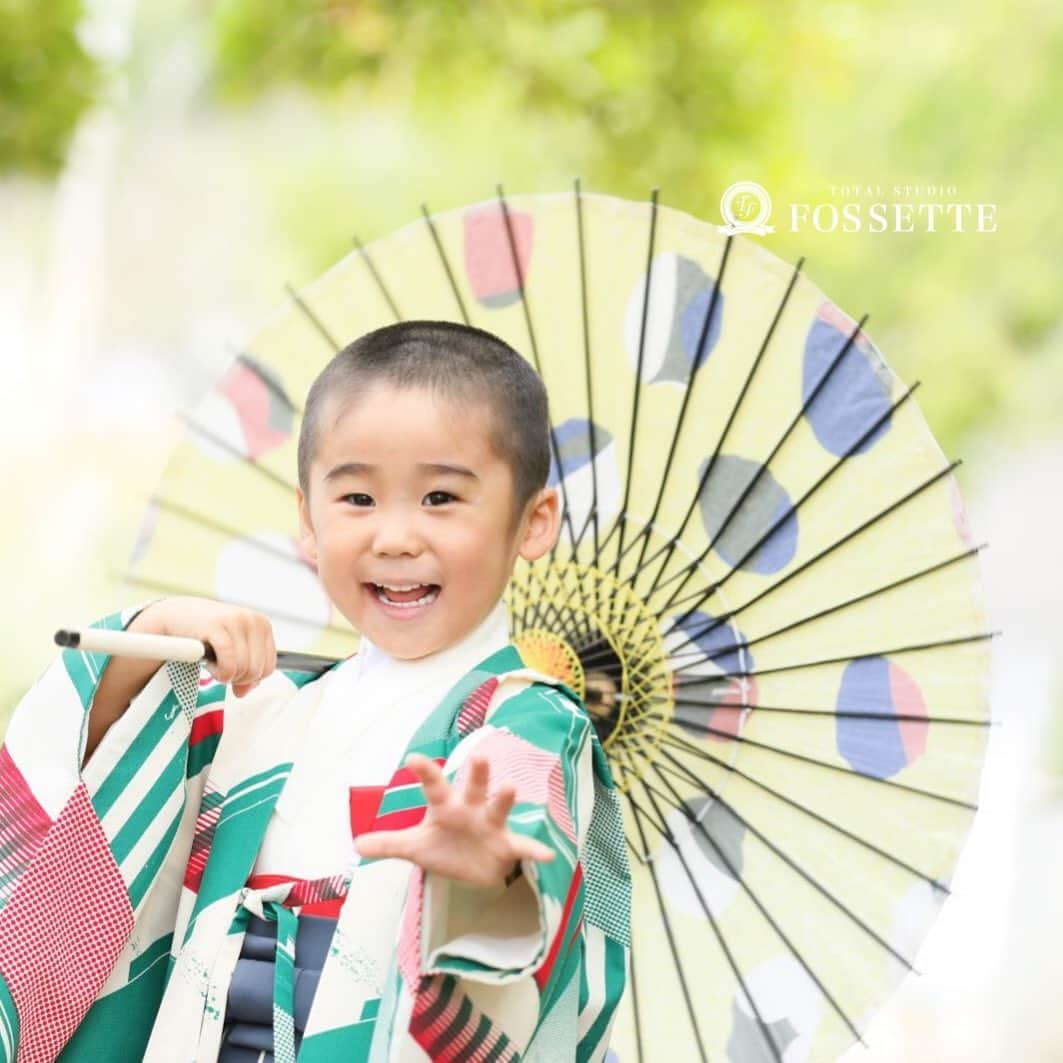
[717,181,775,235]
[716,181,998,236]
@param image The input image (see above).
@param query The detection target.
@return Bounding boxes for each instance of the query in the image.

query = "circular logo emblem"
[719,181,774,235]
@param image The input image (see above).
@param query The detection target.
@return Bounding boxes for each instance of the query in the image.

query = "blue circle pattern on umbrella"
[835,657,928,779]
[548,417,615,487]
[626,254,724,387]
[695,454,798,575]
[803,303,893,458]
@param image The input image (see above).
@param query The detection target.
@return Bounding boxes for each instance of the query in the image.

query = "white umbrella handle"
[55,627,210,663]
[53,628,338,675]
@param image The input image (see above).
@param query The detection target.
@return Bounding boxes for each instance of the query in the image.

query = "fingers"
[463,756,491,806]
[352,830,409,861]
[485,784,516,828]
[405,754,452,805]
[410,754,498,811]
[204,610,277,697]
[510,835,555,864]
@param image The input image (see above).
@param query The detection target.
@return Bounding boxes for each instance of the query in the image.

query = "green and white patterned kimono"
[0,604,631,1061]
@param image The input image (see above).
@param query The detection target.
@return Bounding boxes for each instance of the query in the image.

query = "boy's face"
[296,383,560,660]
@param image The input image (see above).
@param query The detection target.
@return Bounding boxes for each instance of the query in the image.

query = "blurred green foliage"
[0,0,100,175]
[209,0,792,207]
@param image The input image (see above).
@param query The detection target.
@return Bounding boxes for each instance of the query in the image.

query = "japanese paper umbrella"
[123,188,993,1062]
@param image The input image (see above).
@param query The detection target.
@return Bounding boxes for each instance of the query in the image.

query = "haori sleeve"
[420,683,593,980]
[397,678,631,1061]
[0,601,218,1061]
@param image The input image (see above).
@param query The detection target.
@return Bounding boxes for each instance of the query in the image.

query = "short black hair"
[297,321,552,530]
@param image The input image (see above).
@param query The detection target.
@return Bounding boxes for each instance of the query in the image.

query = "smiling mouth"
[366,582,441,608]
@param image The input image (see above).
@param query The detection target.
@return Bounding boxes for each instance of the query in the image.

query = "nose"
[370,506,423,557]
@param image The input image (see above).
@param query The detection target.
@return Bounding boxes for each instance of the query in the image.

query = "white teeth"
[374,585,440,608]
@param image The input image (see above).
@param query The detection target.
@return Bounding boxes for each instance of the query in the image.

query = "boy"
[0,321,631,1062]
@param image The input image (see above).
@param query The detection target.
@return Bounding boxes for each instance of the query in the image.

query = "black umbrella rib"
[652,380,920,612]
[420,204,470,325]
[663,543,985,673]
[495,186,581,579]
[492,188,586,642]
[628,945,646,1063]
[654,738,951,895]
[660,719,978,810]
[147,493,308,567]
[634,314,869,612]
[620,763,712,1062]
[643,762,872,1046]
[656,382,923,615]
[118,569,355,641]
[648,770,918,1030]
[673,630,994,685]
[284,282,341,352]
[574,179,603,576]
[231,348,306,417]
[577,525,977,676]
[627,235,735,582]
[651,349,906,617]
[508,566,597,647]
[352,233,403,321]
[670,694,992,728]
[178,413,298,495]
[616,256,807,592]
[661,459,965,648]
[625,767,782,1063]
[539,182,615,642]
[601,189,660,576]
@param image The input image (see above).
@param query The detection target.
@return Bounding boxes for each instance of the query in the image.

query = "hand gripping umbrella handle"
[53,628,338,676]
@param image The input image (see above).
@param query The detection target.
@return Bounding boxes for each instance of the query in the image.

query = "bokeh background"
[2,0,1061,1058]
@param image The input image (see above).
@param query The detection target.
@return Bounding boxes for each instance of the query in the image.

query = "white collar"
[346,598,511,696]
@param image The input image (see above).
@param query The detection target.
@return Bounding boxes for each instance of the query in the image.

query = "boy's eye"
[424,491,455,506]
[343,493,373,507]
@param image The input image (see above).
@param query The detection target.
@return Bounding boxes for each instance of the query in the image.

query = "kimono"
[0,603,631,1062]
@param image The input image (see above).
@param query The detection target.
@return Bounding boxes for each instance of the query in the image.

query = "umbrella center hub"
[508,561,674,791]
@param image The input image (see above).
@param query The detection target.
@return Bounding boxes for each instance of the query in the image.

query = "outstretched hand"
[353,753,555,889]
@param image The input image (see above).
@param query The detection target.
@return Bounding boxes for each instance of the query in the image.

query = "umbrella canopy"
[127,188,992,1062]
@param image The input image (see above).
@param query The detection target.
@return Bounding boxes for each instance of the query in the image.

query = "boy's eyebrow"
[324,461,480,482]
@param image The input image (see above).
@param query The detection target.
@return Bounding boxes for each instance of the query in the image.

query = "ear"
[296,487,318,563]
[517,486,561,562]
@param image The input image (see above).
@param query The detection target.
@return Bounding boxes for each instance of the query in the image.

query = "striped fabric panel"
[534,863,585,995]
[396,866,425,992]
[89,691,186,822]
[409,974,519,1062]
[182,787,223,892]
[0,747,52,913]
[184,763,292,936]
[459,729,577,846]
[369,757,446,833]
[85,669,201,905]
[60,612,125,712]
[576,931,627,1062]
[186,686,225,779]
[456,677,500,737]
[245,873,348,916]
[404,645,524,748]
